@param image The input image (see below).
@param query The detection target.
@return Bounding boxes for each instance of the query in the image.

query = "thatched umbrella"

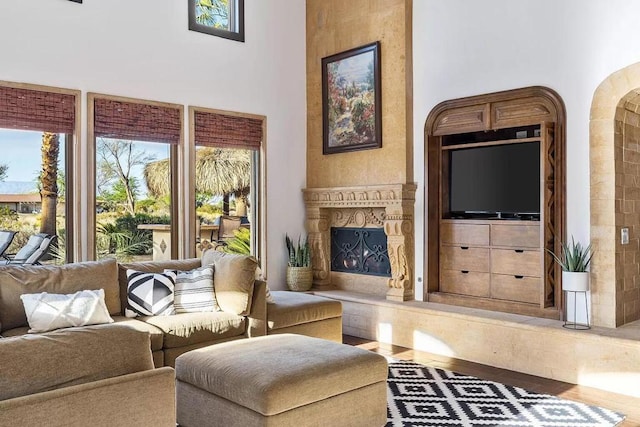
[143,147,251,215]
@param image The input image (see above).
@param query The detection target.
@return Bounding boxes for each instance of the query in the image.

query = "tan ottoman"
[175,334,388,427]
[268,291,343,342]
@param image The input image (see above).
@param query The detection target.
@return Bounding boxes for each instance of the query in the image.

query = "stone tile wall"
[616,95,640,324]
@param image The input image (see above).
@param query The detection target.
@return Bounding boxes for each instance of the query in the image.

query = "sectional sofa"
[0,251,343,426]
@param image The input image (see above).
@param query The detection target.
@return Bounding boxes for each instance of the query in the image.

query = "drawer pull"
[461,270,469,274]
[514,249,524,253]
[460,246,469,250]
[514,275,524,279]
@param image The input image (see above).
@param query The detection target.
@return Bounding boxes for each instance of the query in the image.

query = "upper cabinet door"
[491,96,556,128]
[432,103,490,136]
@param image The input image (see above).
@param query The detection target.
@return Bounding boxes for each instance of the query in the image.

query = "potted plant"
[547,236,593,291]
[285,234,313,291]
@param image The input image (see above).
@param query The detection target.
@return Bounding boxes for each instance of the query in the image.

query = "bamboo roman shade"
[194,111,262,150]
[0,86,75,134]
[94,98,181,144]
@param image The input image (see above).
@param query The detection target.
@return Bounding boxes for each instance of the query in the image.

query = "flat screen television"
[448,142,540,219]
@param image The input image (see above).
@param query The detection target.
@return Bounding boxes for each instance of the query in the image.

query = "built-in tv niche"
[443,125,541,221]
[425,86,566,320]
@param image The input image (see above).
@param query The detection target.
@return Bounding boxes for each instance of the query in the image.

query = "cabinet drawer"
[491,249,541,277]
[491,274,540,304]
[441,246,490,272]
[441,223,490,246]
[441,270,490,297]
[491,224,540,248]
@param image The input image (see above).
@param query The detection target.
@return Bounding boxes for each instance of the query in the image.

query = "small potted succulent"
[285,234,312,291]
[547,236,593,292]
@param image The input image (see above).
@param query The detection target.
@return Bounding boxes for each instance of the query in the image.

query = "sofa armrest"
[247,280,267,337]
[0,367,176,427]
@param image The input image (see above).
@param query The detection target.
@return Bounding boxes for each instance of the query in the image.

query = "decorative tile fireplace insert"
[331,227,391,277]
[303,184,417,301]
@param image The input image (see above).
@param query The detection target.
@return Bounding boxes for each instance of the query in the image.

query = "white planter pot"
[562,271,590,292]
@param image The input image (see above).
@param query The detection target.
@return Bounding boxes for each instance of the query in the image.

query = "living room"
[1,0,640,425]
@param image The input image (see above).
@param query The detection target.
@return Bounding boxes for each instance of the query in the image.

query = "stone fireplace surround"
[303,184,417,302]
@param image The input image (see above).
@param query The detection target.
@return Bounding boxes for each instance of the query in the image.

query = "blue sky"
[0,129,170,196]
[0,129,56,182]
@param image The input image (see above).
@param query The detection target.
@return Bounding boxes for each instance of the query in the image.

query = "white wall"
[412,0,640,299]
[0,0,307,288]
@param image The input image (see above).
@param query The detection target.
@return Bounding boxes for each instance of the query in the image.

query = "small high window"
[189,0,245,42]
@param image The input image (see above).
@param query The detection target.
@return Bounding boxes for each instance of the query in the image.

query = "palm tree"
[144,147,251,215]
[39,132,59,237]
[195,0,230,29]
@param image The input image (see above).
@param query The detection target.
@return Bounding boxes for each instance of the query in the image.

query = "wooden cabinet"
[426,87,565,320]
[439,220,542,305]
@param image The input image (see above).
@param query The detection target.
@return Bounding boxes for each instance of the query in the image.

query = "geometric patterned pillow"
[166,266,220,313]
[125,270,177,318]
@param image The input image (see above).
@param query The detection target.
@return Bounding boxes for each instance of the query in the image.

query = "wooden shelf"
[441,137,540,150]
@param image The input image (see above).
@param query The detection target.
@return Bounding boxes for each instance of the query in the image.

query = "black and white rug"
[387,360,625,427]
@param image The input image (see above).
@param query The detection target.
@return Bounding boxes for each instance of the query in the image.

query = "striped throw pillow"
[169,266,219,313]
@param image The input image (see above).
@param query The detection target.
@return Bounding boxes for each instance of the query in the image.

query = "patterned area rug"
[387,360,625,427]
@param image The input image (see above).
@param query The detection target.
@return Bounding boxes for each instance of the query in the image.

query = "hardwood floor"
[344,335,640,426]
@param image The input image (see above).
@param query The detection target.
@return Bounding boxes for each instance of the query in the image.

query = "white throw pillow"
[167,266,219,313]
[125,270,177,317]
[20,289,114,333]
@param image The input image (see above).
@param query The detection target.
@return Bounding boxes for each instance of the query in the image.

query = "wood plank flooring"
[344,335,640,427]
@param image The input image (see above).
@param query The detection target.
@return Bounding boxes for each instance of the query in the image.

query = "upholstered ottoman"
[175,334,388,427]
[267,291,343,342]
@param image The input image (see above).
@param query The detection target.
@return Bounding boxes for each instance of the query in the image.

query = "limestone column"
[384,205,414,301]
[305,206,332,290]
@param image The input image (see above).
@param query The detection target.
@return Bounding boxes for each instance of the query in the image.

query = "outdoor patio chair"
[0,230,17,261]
[213,216,242,250]
[3,233,57,265]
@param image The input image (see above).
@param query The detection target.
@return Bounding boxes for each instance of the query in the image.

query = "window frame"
[188,106,266,274]
[188,0,245,42]
[87,93,184,261]
[0,80,80,263]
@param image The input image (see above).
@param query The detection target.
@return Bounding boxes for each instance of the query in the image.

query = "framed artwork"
[188,0,245,42]
[322,41,381,155]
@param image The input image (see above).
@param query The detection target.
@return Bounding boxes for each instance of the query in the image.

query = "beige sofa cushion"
[0,258,120,332]
[268,291,342,330]
[0,324,154,401]
[201,250,257,315]
[142,312,246,349]
[118,258,202,314]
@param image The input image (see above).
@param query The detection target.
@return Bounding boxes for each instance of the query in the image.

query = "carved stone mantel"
[303,184,417,301]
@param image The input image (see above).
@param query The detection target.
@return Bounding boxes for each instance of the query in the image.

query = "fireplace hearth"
[303,184,417,301]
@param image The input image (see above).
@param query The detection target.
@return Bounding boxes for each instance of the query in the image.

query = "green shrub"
[223,228,251,255]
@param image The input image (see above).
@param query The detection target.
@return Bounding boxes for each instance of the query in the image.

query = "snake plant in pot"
[285,234,312,291]
[547,236,593,292]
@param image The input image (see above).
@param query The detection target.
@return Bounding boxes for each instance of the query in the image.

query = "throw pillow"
[265,285,275,304]
[166,266,219,313]
[20,289,114,333]
[125,270,177,317]
[201,249,257,315]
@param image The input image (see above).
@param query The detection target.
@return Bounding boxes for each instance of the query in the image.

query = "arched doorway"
[590,62,640,327]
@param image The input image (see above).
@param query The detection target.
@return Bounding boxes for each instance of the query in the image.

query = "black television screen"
[449,142,540,216]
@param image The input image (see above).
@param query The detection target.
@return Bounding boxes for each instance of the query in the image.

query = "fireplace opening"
[330,227,391,277]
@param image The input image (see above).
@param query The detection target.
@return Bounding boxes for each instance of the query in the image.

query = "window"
[0,83,79,264]
[190,107,264,268]
[188,0,245,42]
[90,95,182,262]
